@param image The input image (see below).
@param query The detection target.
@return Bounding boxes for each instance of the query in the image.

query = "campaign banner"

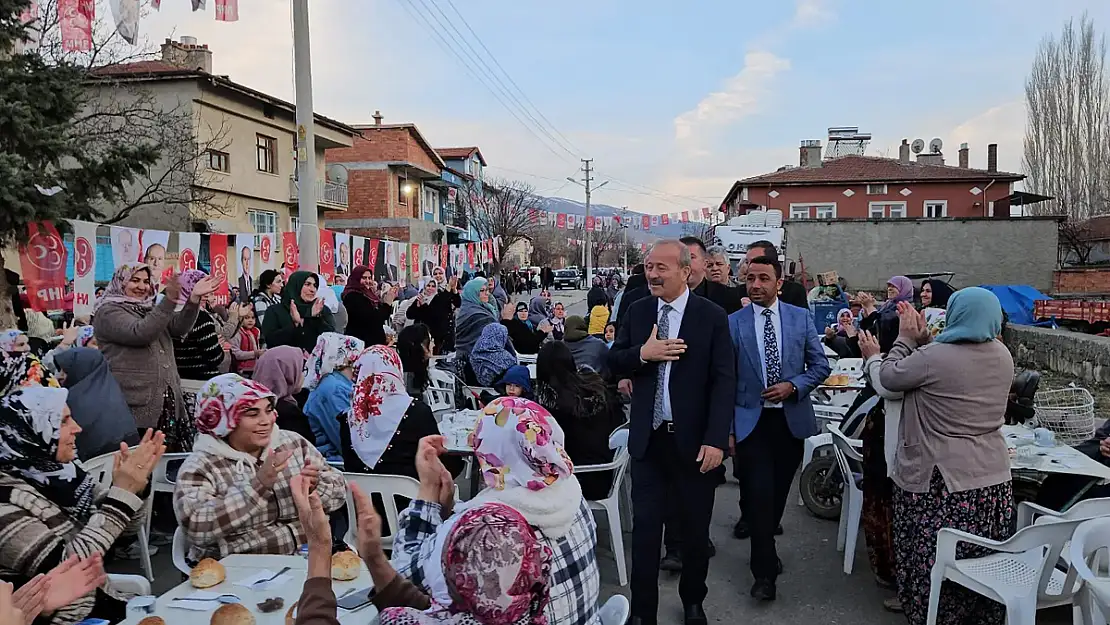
[367,239,379,273]
[556,213,567,229]
[352,236,366,268]
[420,244,435,279]
[567,214,577,229]
[110,226,141,268]
[69,220,97,318]
[318,230,336,283]
[703,207,713,219]
[467,243,475,267]
[59,0,93,52]
[440,244,449,270]
[208,233,230,307]
[259,233,276,271]
[398,243,409,278]
[494,236,502,263]
[409,242,420,279]
[179,233,201,272]
[138,229,170,284]
[214,0,238,21]
[235,233,254,302]
[642,215,651,230]
[381,241,399,284]
[661,214,671,226]
[651,215,660,227]
[19,222,67,312]
[334,233,351,279]
[282,232,299,278]
[585,216,595,232]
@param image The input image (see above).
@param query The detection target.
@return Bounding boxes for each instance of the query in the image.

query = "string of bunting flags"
[16,220,503,319]
[527,207,715,231]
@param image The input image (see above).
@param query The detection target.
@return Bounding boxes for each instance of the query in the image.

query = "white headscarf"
[349,346,412,469]
[302,332,366,390]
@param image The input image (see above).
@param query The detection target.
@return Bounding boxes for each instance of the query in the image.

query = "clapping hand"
[414,436,454,516]
[896,301,930,343]
[349,483,386,563]
[501,302,515,320]
[290,473,331,548]
[0,583,24,625]
[257,450,293,489]
[1099,438,1110,458]
[58,322,80,347]
[41,556,105,615]
[290,301,303,326]
[163,275,183,304]
[858,330,880,360]
[538,319,553,334]
[311,298,325,318]
[10,576,43,625]
[639,324,685,362]
[112,430,166,494]
[190,276,218,303]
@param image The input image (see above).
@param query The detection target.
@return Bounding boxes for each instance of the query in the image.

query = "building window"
[256,134,277,174]
[290,217,301,233]
[866,184,888,195]
[789,203,836,219]
[924,200,947,218]
[423,187,439,218]
[790,205,810,219]
[815,204,836,219]
[869,202,907,218]
[398,177,410,205]
[248,210,276,249]
[206,149,230,173]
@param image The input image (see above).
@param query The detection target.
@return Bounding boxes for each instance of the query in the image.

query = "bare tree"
[1059,218,1097,265]
[456,177,540,275]
[529,227,575,268]
[1023,13,1110,223]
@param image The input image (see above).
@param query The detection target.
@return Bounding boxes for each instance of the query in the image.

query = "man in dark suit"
[680,236,744,314]
[735,240,809,310]
[729,254,830,601]
[609,239,736,625]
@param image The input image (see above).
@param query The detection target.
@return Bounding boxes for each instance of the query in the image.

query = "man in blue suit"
[728,254,830,601]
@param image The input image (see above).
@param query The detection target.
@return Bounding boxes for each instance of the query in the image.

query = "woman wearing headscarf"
[94,264,215,452]
[501,302,550,355]
[0,385,163,625]
[260,271,335,352]
[879,289,1015,625]
[0,352,56,397]
[52,348,140,461]
[534,341,623,500]
[174,373,345,562]
[407,277,461,355]
[303,333,366,461]
[392,398,599,625]
[823,308,858,359]
[453,277,498,367]
[488,276,508,310]
[342,266,395,347]
[918,279,956,338]
[469,323,518,387]
[252,346,314,442]
[42,325,96,373]
[856,275,913,354]
[587,276,609,311]
[0,330,29,353]
[549,302,567,341]
[339,346,454,479]
[250,269,284,324]
[561,316,609,375]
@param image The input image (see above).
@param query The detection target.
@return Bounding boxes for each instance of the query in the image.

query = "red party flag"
[661,214,671,225]
[18,222,67,312]
[585,216,595,231]
[58,0,94,52]
[467,243,475,266]
[318,230,335,281]
[367,239,379,271]
[282,231,300,278]
[215,0,238,21]
[642,215,650,230]
[209,233,230,306]
[556,213,567,229]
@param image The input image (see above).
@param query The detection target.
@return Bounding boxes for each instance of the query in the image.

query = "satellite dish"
[326,164,348,185]
[910,139,925,154]
[929,138,943,154]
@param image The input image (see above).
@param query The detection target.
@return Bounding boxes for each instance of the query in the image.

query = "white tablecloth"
[121,554,379,625]
[1004,425,1110,482]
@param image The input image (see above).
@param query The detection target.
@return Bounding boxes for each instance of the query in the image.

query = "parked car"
[553,268,579,290]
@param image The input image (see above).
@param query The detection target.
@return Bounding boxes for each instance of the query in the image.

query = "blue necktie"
[763,308,781,387]
[652,304,673,430]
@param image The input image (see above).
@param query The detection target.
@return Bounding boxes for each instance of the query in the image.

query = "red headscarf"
[343,265,379,303]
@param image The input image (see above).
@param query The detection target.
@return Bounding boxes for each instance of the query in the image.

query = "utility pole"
[293,0,319,271]
[620,206,629,275]
[567,159,607,285]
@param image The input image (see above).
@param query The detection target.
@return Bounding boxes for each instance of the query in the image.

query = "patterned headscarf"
[95,263,156,313]
[175,269,208,306]
[0,352,59,397]
[471,397,573,492]
[470,324,518,387]
[349,346,413,469]
[302,332,366,391]
[0,387,95,522]
[0,330,27,353]
[379,503,552,625]
[74,325,96,348]
[194,373,276,437]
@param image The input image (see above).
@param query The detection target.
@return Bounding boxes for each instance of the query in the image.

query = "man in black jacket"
[680,236,744,314]
[614,264,648,329]
[735,240,809,310]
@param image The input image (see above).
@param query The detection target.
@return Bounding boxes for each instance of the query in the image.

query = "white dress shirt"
[752,298,784,408]
[655,287,690,421]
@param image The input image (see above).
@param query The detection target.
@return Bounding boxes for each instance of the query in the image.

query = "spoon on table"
[251,566,292,589]
[169,594,241,605]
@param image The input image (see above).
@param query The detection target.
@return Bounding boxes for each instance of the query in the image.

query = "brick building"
[720,141,1024,220]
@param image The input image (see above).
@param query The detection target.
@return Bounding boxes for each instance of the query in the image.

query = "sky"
[132,0,1110,215]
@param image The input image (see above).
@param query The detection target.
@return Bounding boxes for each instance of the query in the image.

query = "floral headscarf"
[95,263,155,313]
[194,373,276,437]
[379,503,553,625]
[349,346,413,469]
[175,269,208,306]
[471,397,573,492]
[0,386,95,522]
[74,325,96,348]
[0,330,26,352]
[302,332,366,390]
[470,324,518,387]
[0,352,59,397]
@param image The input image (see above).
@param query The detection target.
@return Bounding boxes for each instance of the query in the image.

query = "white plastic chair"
[832,358,864,377]
[343,473,421,555]
[598,594,631,625]
[927,518,1087,625]
[827,423,863,575]
[428,366,456,393]
[107,574,151,596]
[171,526,191,575]
[1018,498,1110,530]
[575,428,631,586]
[1068,517,1110,625]
[82,452,154,581]
[425,387,455,414]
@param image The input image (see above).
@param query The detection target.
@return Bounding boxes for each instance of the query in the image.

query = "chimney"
[916,152,945,166]
[160,36,213,74]
[799,140,822,168]
[898,139,910,163]
[958,143,969,168]
[372,110,383,127]
[987,143,998,172]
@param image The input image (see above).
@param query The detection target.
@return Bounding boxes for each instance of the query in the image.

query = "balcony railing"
[289,177,349,208]
[441,204,468,230]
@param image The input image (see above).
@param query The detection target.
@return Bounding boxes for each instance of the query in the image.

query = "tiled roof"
[737,155,1024,186]
[435,146,486,166]
[89,60,194,76]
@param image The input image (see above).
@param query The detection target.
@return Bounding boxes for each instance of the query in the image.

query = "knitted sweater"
[0,473,144,625]
[174,309,226,380]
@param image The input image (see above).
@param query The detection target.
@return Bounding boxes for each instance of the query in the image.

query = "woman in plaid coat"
[173,374,346,563]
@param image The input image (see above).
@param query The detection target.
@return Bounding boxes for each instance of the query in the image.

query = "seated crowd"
[0,259,625,625]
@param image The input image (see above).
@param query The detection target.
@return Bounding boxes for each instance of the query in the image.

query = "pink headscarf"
[194,373,275,437]
[879,275,914,313]
[251,346,305,402]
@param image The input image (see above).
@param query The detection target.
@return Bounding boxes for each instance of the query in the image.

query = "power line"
[394,0,575,165]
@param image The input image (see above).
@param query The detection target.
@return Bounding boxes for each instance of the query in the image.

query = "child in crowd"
[495,364,532,398]
[604,322,616,347]
[231,304,264,376]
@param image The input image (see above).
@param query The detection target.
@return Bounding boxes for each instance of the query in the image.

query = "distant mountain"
[539,196,695,243]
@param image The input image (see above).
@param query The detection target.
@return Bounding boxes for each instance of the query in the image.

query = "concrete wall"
[783,217,1059,291]
[1004,324,1110,386]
